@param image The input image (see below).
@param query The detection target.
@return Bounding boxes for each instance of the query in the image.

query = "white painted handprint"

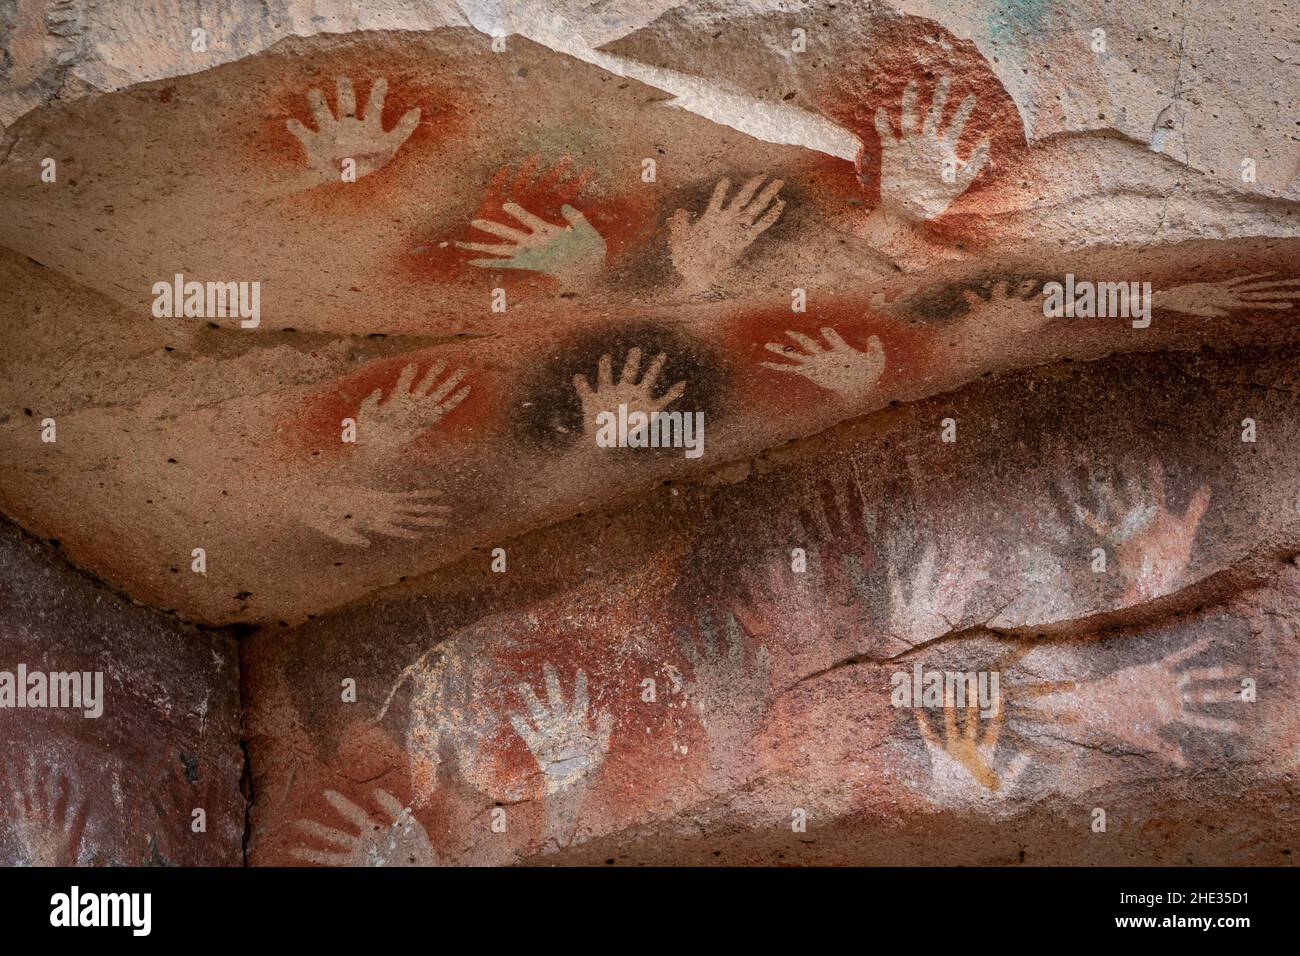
[286,75,420,181]
[1054,459,1211,604]
[1014,638,1245,768]
[356,361,469,453]
[6,764,88,866]
[1153,273,1300,317]
[872,74,990,222]
[293,789,437,866]
[457,203,606,277]
[668,175,785,294]
[761,327,885,399]
[509,663,612,795]
[573,347,687,436]
[298,487,451,547]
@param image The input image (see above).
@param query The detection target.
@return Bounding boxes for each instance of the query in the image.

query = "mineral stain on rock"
[1,0,1299,870]
[514,320,727,451]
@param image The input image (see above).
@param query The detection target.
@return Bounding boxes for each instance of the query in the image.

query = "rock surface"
[1,0,1298,866]
[243,346,1300,865]
[0,521,244,865]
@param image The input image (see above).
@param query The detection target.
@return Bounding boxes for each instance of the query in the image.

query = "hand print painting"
[1,0,1298,919]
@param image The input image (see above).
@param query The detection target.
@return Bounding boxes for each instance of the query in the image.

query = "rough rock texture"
[0,521,244,865]
[243,346,1300,865]
[1,0,1299,866]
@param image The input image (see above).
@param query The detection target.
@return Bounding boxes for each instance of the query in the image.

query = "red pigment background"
[723,297,940,409]
[450,591,709,808]
[285,347,502,458]
[397,154,660,291]
[814,15,1028,248]
[255,54,470,213]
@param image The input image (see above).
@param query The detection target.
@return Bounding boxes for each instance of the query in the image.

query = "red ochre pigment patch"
[335,718,417,786]
[255,64,469,209]
[724,298,939,408]
[587,190,661,270]
[285,349,500,458]
[814,16,1027,247]
[791,150,876,216]
[397,155,659,291]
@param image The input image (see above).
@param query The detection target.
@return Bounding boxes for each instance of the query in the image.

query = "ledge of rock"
[1,0,1297,868]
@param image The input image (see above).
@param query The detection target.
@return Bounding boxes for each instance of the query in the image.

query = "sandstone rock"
[243,346,1300,865]
[0,521,244,865]
[1,0,1298,868]
[3,3,1298,627]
